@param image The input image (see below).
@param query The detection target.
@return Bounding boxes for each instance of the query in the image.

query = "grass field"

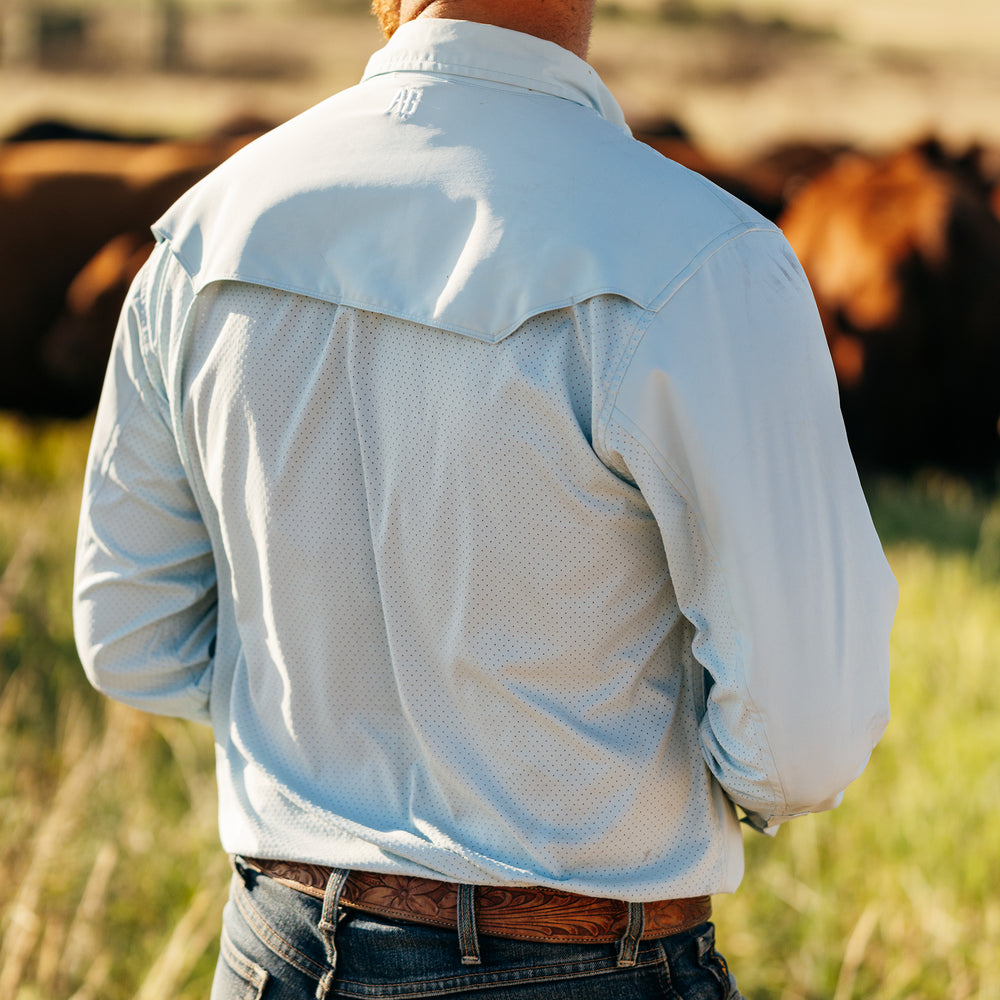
[1,413,998,999]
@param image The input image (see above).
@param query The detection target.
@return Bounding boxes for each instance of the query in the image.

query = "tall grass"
[0,415,227,1000]
[714,539,1000,999]
[1,413,998,999]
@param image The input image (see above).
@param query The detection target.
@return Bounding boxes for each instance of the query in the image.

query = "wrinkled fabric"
[75,19,896,901]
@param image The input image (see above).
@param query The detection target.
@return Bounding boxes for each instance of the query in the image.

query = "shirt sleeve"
[604,227,896,832]
[73,243,217,724]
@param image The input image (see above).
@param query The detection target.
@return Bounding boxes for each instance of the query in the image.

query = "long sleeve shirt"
[73,18,896,901]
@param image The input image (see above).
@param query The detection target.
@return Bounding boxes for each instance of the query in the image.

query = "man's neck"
[398,0,595,60]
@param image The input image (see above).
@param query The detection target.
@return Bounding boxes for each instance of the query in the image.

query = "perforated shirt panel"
[171,280,738,897]
[74,19,895,898]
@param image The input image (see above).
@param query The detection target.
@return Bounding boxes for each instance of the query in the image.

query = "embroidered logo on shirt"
[387,88,421,120]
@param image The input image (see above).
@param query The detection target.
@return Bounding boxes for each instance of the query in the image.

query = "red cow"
[0,127,264,416]
[633,121,844,221]
[40,231,156,394]
[779,141,1000,474]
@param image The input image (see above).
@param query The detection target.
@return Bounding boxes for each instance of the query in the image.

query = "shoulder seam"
[595,224,782,455]
[648,223,781,312]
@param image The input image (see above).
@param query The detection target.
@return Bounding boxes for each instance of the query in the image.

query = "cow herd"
[0,117,266,419]
[634,124,1000,477]
[2,114,999,475]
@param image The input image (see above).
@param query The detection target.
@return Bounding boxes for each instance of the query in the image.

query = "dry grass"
[715,535,1000,999]
[1,413,999,998]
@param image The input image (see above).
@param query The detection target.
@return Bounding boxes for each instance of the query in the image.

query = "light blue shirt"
[74,18,896,900]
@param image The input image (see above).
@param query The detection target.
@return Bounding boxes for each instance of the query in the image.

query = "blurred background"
[1,2,999,999]
[2,0,1000,155]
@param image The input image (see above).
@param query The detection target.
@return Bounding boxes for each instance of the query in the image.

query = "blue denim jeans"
[211,859,742,1000]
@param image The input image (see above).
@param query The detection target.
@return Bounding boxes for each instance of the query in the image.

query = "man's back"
[74,14,896,998]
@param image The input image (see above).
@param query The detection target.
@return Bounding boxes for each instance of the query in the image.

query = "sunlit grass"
[1,413,998,999]
[0,415,225,1000]
[715,540,1000,1000]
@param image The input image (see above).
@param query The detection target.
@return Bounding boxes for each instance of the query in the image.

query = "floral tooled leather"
[470,884,626,943]
[242,858,711,944]
[248,857,332,897]
[347,871,459,928]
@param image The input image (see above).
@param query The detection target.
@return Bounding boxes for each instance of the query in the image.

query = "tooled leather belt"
[242,857,711,945]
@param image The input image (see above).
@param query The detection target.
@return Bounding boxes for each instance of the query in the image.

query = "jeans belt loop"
[457,883,482,965]
[616,900,646,967]
[315,867,351,1000]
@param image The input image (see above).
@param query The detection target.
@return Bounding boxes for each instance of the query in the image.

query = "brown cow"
[632,127,788,220]
[779,140,1000,474]
[632,119,845,221]
[0,127,264,416]
[40,231,155,394]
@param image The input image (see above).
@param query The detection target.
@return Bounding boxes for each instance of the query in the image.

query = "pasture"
[1,416,999,999]
[2,1,1000,997]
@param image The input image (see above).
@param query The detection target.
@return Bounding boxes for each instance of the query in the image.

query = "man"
[73,0,897,997]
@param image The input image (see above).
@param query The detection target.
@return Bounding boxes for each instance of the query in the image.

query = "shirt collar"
[361,18,629,133]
